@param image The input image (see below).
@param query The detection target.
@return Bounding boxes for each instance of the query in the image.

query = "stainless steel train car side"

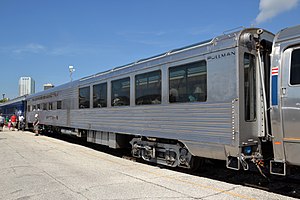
[26,28,278,171]
[270,25,300,175]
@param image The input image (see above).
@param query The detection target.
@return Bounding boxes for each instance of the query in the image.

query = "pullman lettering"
[207,51,235,61]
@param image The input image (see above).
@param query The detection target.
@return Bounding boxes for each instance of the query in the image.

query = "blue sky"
[0,0,299,99]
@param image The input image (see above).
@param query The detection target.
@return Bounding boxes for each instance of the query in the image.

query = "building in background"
[19,77,35,96]
[43,83,54,90]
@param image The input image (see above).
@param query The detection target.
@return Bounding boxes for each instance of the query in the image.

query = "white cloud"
[49,45,99,56]
[256,0,299,24]
[13,43,46,54]
[1,43,116,57]
[117,31,166,37]
[7,43,91,56]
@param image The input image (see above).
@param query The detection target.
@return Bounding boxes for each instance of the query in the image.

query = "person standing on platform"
[0,113,4,131]
[5,116,9,127]
[18,115,25,131]
[10,114,17,131]
[33,114,40,136]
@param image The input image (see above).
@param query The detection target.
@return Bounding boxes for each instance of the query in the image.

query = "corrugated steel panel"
[69,102,233,145]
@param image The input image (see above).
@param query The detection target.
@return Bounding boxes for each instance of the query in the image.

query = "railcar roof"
[0,95,27,107]
[79,27,276,84]
[27,27,264,100]
[26,80,79,100]
[80,38,214,82]
[275,24,300,43]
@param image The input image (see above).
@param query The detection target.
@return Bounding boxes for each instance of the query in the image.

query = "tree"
[0,98,9,103]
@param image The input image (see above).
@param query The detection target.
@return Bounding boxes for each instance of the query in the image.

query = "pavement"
[0,129,297,200]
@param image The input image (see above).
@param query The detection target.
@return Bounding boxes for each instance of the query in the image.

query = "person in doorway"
[33,114,40,136]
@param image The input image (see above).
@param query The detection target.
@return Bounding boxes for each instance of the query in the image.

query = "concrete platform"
[0,130,296,200]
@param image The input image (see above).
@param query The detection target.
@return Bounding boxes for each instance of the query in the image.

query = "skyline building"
[19,77,35,96]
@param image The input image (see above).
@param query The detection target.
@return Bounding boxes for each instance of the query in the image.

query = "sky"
[0,0,299,99]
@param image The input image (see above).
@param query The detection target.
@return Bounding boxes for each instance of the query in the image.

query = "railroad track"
[188,160,300,199]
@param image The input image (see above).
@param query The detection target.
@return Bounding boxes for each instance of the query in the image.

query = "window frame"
[168,60,207,103]
[93,82,108,108]
[79,86,91,109]
[49,102,53,110]
[244,53,256,122]
[57,101,62,109]
[111,77,130,107]
[290,48,300,86]
[135,70,162,105]
[43,103,47,110]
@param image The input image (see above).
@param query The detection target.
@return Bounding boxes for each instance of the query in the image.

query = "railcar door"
[281,47,300,166]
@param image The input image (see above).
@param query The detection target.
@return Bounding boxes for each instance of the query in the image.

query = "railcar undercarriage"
[130,137,197,169]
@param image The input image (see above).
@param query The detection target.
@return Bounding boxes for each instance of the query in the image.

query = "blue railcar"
[0,95,27,118]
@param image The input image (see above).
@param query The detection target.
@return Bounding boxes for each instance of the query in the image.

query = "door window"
[290,49,300,85]
[244,53,256,121]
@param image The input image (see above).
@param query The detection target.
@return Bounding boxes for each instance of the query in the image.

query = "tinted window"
[244,53,256,121]
[49,102,53,110]
[111,77,130,106]
[291,49,300,85]
[169,61,207,103]
[135,70,161,105]
[93,83,107,108]
[79,86,90,109]
[57,101,62,109]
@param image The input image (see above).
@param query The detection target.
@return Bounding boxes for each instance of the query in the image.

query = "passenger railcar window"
[169,61,207,103]
[111,77,130,106]
[49,102,53,110]
[93,83,107,108]
[244,53,256,121]
[79,86,90,109]
[290,49,300,85]
[57,101,62,109]
[135,70,161,105]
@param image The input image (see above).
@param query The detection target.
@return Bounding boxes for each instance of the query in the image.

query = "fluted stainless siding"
[70,102,233,144]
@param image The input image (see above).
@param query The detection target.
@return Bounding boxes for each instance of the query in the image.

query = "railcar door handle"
[281,88,287,95]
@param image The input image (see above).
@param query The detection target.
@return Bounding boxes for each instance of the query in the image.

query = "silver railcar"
[25,26,300,175]
[270,25,300,175]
